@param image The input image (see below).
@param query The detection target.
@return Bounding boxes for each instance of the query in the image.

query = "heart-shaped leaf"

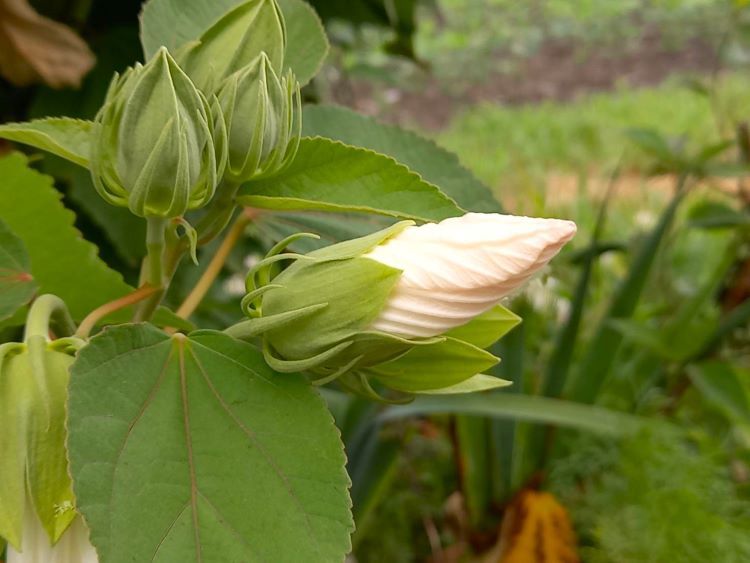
[67,324,353,562]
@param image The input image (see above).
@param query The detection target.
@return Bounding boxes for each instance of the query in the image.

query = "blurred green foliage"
[550,430,750,562]
[436,74,750,198]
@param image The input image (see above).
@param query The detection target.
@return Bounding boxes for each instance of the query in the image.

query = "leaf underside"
[67,325,353,562]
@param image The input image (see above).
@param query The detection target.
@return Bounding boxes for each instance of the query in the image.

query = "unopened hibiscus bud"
[90,47,225,218]
[228,213,576,397]
[217,53,301,183]
[0,334,95,559]
[177,0,286,93]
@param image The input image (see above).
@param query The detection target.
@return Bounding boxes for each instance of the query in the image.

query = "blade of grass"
[565,175,688,403]
[380,393,661,436]
[454,416,491,527]
[542,163,621,398]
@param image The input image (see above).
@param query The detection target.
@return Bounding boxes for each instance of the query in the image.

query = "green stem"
[146,217,168,287]
[24,294,77,341]
[133,217,170,322]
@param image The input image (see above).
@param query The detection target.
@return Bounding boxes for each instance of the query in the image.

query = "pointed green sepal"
[416,373,512,394]
[367,337,500,393]
[444,304,521,349]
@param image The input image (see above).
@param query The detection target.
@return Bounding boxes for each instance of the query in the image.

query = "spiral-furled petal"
[365,213,577,337]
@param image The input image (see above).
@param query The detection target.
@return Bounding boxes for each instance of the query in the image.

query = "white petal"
[365,213,576,337]
[7,508,98,563]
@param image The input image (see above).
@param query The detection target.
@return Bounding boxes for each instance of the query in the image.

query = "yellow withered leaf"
[0,0,94,88]
[497,489,579,563]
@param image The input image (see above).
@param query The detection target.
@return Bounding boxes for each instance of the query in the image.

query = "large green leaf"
[140,0,328,85]
[238,137,464,221]
[278,0,329,85]
[0,153,132,321]
[0,218,37,322]
[67,324,353,562]
[0,118,91,168]
[302,105,500,212]
[27,28,149,267]
[63,163,147,267]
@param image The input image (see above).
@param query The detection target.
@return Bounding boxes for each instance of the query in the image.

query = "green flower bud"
[217,53,301,183]
[177,0,286,94]
[90,47,226,218]
[226,220,524,400]
[227,213,577,399]
[0,337,81,551]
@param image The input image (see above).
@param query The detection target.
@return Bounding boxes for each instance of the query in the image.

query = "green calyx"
[226,222,519,400]
[0,338,82,550]
[176,0,286,94]
[217,53,301,183]
[90,47,226,218]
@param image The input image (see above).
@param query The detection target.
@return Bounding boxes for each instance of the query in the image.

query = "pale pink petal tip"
[367,213,577,338]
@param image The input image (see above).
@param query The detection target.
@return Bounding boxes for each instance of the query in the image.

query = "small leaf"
[278,0,329,86]
[0,0,95,88]
[67,325,353,562]
[0,218,37,322]
[238,137,464,221]
[0,118,92,168]
[0,153,133,321]
[444,305,521,349]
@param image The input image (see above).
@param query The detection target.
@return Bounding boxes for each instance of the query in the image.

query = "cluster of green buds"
[0,297,95,561]
[89,0,300,226]
[226,212,577,399]
[90,47,226,219]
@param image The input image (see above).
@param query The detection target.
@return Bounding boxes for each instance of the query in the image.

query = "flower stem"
[145,216,168,287]
[173,209,254,323]
[133,217,170,322]
[76,285,160,339]
[24,294,77,341]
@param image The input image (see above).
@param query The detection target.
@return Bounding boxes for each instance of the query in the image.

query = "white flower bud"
[7,507,97,563]
[365,213,577,337]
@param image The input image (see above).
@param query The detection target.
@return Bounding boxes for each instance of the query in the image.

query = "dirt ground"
[332,26,718,130]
